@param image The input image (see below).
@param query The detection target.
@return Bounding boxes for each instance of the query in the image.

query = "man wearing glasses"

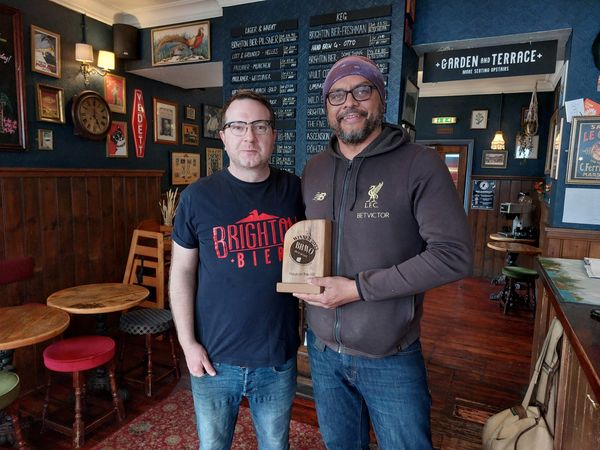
[170,90,304,450]
[295,56,473,449]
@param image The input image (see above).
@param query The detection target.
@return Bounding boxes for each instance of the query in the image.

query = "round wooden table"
[489,233,536,244]
[47,283,149,315]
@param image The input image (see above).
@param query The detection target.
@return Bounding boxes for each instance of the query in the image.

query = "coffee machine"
[499,192,536,239]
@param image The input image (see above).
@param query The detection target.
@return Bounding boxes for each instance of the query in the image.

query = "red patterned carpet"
[93,389,326,449]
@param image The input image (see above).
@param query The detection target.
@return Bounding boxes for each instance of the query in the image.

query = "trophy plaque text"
[276,219,331,294]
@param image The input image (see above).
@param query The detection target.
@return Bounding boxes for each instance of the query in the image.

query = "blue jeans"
[190,357,297,450]
[307,330,433,450]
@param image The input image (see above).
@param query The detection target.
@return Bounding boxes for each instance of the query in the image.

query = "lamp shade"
[75,43,94,62]
[97,50,115,70]
[490,131,506,151]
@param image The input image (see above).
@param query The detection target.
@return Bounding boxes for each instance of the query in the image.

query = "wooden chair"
[122,223,171,309]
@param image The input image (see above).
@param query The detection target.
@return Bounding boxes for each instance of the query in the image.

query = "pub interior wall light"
[490,93,506,151]
[75,14,115,87]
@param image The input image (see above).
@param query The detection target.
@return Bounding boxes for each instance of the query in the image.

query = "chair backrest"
[0,256,34,285]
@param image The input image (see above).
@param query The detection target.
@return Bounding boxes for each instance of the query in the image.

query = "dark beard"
[330,105,384,145]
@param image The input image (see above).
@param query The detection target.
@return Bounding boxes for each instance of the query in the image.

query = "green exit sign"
[431,117,457,124]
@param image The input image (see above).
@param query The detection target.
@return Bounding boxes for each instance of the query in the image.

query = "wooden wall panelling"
[40,177,61,298]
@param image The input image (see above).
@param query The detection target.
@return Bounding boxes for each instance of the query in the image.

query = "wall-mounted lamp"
[75,43,115,87]
[75,14,115,87]
[490,93,506,151]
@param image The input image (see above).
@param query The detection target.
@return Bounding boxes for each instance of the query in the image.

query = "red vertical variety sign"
[131,89,147,158]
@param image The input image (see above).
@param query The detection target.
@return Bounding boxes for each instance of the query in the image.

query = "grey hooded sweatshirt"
[302,123,473,358]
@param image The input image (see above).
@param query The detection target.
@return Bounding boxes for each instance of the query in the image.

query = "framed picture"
[515,134,539,159]
[31,25,61,78]
[151,21,210,66]
[206,147,223,176]
[106,120,128,157]
[171,152,200,185]
[566,115,600,184]
[103,73,126,114]
[36,83,65,123]
[153,97,178,144]
[0,6,27,150]
[481,150,507,169]
[182,123,200,146]
[37,129,53,150]
[545,110,558,174]
[185,105,196,120]
[401,79,418,126]
[203,104,221,139]
[550,118,563,180]
[470,110,488,129]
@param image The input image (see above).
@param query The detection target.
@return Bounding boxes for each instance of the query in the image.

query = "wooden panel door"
[433,145,468,204]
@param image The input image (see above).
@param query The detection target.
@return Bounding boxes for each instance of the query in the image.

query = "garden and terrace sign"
[423,40,557,82]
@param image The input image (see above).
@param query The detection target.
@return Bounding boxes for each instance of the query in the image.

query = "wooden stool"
[499,266,539,314]
[119,309,180,397]
[42,336,124,448]
[0,372,27,450]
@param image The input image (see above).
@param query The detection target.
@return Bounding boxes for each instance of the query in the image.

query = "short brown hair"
[220,90,275,127]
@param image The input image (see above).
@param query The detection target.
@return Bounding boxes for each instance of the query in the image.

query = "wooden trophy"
[276,219,331,294]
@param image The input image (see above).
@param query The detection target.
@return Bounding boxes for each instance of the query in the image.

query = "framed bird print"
[151,21,210,66]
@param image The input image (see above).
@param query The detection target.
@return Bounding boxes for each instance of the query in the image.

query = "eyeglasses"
[222,120,273,136]
[326,84,375,106]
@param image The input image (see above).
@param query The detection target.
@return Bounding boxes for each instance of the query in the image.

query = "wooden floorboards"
[2,277,534,449]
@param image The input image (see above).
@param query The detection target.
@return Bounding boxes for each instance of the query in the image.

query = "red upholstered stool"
[42,336,124,448]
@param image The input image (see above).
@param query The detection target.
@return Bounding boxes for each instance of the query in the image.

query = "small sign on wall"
[471,180,496,210]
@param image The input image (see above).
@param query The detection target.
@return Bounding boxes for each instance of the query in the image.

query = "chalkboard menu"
[305,5,392,156]
[230,20,299,172]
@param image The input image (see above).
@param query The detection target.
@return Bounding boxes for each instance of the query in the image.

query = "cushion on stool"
[0,372,20,410]
[43,336,116,373]
[502,266,539,279]
[120,309,173,335]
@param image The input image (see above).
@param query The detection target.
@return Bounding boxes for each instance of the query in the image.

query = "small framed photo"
[103,73,126,114]
[566,115,600,184]
[481,150,507,169]
[171,152,200,185]
[206,147,223,176]
[153,97,178,144]
[152,21,210,66]
[36,83,65,123]
[31,25,61,78]
[203,104,222,139]
[37,129,53,150]
[185,105,196,120]
[515,134,539,159]
[470,110,488,129]
[182,123,200,146]
[106,121,128,157]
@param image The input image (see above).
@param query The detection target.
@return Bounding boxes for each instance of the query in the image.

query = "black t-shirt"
[172,167,304,367]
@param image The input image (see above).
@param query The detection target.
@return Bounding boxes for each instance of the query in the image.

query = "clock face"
[72,91,112,139]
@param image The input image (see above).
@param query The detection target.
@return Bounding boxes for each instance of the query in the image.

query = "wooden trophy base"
[276,282,324,294]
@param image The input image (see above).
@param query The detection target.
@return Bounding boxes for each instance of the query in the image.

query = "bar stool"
[0,372,27,449]
[499,266,539,314]
[42,336,124,448]
[119,308,180,397]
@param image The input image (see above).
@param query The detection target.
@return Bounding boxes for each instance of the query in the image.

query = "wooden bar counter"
[534,258,600,449]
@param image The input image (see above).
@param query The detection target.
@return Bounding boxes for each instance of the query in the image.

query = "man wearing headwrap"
[295,55,473,449]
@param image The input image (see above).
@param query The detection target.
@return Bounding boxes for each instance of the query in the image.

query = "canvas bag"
[482,318,563,450]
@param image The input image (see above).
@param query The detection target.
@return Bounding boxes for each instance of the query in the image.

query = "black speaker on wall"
[114,23,139,60]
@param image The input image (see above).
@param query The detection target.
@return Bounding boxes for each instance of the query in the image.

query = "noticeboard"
[471,180,496,210]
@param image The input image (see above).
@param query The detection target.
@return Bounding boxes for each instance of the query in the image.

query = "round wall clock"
[71,90,112,140]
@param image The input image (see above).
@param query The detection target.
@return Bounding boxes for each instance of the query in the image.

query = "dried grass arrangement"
[159,188,178,226]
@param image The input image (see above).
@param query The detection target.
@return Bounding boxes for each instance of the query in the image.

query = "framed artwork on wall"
[103,73,126,114]
[106,120,128,157]
[481,150,507,169]
[31,25,61,78]
[206,147,223,175]
[153,97,178,144]
[545,110,558,174]
[184,105,196,120]
[203,104,221,139]
[515,134,539,159]
[0,5,27,150]
[151,21,210,66]
[470,110,488,129]
[171,152,200,185]
[36,83,65,124]
[401,79,418,126]
[182,123,199,146]
[566,115,600,184]
[550,118,563,180]
[37,129,53,150]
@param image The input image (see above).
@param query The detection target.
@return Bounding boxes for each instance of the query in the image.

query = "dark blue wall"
[414,0,600,229]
